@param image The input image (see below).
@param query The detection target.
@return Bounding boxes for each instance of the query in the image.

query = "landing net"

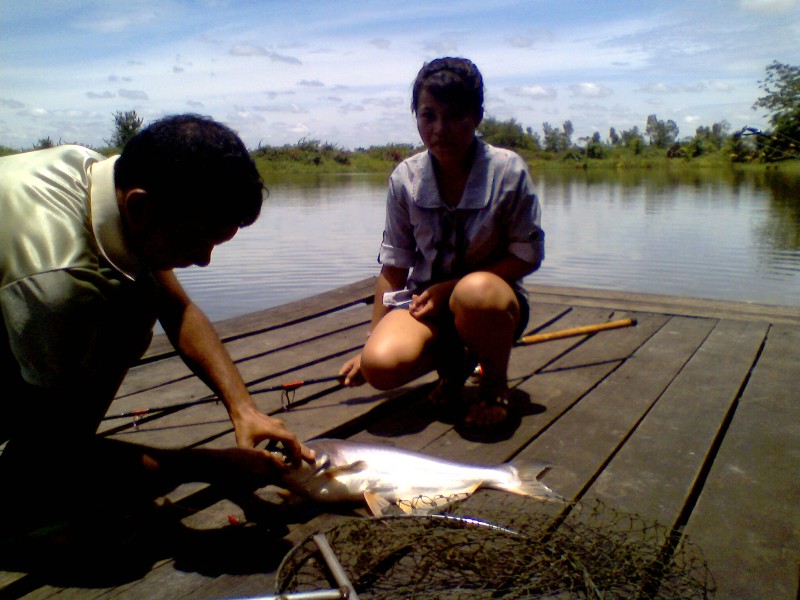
[276,494,714,599]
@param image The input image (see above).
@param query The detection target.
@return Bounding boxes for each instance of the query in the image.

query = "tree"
[753,61,800,161]
[621,126,644,154]
[34,136,55,150]
[542,122,571,152]
[585,131,606,159]
[562,120,574,149]
[478,117,527,149]
[645,114,679,148]
[107,110,143,149]
[608,127,621,146]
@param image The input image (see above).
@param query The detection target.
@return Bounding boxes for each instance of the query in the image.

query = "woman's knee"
[451,272,518,315]
[360,338,428,390]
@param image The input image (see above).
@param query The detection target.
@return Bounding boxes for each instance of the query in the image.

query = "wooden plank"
[425,308,669,468]
[527,283,800,325]
[109,306,371,414]
[513,315,717,503]
[682,324,800,599]
[102,309,372,443]
[141,276,376,360]
[581,319,768,527]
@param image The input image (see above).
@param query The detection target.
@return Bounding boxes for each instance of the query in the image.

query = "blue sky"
[1,0,798,150]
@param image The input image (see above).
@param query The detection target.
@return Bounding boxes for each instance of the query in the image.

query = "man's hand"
[233,408,315,465]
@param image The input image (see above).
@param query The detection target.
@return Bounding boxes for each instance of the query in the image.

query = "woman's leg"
[449,272,520,426]
[360,309,439,390]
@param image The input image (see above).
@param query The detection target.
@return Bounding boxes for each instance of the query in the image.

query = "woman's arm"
[339,264,409,386]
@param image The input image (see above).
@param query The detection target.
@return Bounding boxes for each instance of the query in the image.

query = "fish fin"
[507,462,565,502]
[364,491,392,516]
[325,460,367,479]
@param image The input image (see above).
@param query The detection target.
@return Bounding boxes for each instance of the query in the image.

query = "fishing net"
[276,493,715,599]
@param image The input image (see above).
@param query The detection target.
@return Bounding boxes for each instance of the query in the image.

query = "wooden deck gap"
[136,299,372,366]
[234,319,371,368]
[669,325,771,538]
[518,306,573,338]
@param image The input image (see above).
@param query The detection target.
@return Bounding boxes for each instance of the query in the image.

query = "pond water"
[176,167,800,324]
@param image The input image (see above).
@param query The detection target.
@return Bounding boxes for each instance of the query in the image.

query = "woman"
[340,57,544,428]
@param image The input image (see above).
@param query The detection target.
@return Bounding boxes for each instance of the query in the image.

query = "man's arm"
[153,270,314,463]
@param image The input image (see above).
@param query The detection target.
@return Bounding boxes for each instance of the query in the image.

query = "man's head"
[114,114,265,270]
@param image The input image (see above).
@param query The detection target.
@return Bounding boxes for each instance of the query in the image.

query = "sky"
[1,0,799,151]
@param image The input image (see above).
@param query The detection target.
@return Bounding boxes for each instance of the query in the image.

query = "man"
[0,114,313,533]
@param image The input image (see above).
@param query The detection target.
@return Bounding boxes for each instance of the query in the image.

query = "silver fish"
[279,438,559,515]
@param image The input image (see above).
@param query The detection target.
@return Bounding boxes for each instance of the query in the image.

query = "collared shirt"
[378,140,544,293]
[0,146,156,389]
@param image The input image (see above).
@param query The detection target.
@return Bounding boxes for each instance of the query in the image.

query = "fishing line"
[102,375,344,426]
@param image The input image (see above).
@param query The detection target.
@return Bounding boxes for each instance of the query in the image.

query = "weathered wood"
[2,282,798,600]
[682,324,800,599]
[528,284,800,325]
[141,276,376,361]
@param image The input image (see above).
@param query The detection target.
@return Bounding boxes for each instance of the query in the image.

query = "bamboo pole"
[519,318,637,345]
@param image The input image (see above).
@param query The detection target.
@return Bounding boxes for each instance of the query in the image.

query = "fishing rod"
[517,317,637,345]
[102,374,344,423]
[106,319,637,426]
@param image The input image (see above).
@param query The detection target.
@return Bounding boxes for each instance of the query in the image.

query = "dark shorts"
[396,289,530,341]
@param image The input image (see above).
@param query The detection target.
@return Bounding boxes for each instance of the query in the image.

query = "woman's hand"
[339,353,366,386]
[408,281,455,320]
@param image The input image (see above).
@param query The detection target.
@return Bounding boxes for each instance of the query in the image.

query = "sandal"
[464,393,510,427]
[428,377,464,407]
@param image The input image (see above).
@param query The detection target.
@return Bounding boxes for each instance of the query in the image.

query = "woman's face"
[415,89,479,165]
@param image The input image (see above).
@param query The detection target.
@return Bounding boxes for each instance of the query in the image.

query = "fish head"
[278,447,365,502]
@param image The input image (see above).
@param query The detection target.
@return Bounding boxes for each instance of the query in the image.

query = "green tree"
[753,61,800,161]
[585,131,607,159]
[478,117,527,149]
[542,122,571,152]
[107,110,143,149]
[645,114,679,148]
[621,126,644,154]
[34,136,55,150]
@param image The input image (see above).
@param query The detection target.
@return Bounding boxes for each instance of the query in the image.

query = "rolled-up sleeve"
[377,174,416,268]
[506,167,545,267]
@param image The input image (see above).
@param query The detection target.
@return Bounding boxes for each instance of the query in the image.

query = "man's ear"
[118,188,152,235]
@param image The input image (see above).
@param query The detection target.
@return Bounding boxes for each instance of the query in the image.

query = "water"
[176,168,800,324]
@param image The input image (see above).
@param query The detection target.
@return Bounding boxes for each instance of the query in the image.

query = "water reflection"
[176,168,800,324]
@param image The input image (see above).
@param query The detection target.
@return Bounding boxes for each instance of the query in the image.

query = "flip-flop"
[464,393,510,428]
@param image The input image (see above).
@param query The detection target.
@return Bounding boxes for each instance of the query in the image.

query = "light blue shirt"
[378,140,544,294]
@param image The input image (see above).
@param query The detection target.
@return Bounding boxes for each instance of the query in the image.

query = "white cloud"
[506,85,558,100]
[228,43,302,65]
[0,98,26,109]
[739,0,797,12]
[640,83,676,95]
[118,89,149,100]
[569,83,613,98]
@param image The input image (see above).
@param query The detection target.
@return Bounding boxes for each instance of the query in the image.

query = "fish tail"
[501,462,564,502]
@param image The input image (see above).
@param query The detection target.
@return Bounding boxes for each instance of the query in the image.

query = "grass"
[2,138,797,179]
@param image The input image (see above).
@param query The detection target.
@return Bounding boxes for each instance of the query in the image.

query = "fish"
[278,438,559,516]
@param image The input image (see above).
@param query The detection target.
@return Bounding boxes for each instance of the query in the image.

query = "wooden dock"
[1,278,798,599]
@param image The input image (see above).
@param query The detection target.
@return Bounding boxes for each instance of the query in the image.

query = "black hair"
[114,114,264,227]
[411,57,484,123]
